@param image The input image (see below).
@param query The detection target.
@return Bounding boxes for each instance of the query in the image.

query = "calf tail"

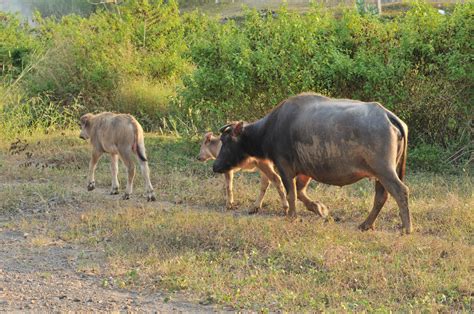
[136,142,148,162]
[387,111,408,181]
[130,117,148,162]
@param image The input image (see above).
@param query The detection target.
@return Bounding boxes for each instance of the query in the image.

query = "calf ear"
[232,122,244,137]
[80,113,91,127]
[204,132,213,144]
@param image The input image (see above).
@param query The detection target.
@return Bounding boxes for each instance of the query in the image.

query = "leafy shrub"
[0,1,472,172]
[0,12,41,81]
[181,2,473,151]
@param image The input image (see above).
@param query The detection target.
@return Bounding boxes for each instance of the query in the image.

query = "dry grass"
[0,132,472,311]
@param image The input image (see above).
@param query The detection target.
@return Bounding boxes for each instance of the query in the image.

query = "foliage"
[0,12,41,82]
[181,2,473,150]
[0,1,472,170]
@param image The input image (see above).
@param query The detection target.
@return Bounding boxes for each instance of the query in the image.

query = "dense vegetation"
[0,0,472,171]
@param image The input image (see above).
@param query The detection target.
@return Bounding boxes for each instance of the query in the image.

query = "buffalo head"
[213,122,247,173]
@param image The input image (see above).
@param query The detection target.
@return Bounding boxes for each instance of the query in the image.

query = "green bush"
[181,2,473,149]
[0,1,472,172]
[0,12,42,81]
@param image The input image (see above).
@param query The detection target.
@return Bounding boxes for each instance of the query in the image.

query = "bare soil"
[0,212,215,312]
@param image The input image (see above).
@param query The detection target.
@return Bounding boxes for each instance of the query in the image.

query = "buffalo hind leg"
[359,180,387,231]
[296,175,328,218]
[87,150,103,191]
[224,171,234,209]
[377,171,412,234]
[249,172,270,214]
[120,150,135,200]
[110,154,120,195]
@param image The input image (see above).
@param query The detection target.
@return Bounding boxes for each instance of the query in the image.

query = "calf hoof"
[358,221,375,231]
[87,181,95,191]
[122,193,130,200]
[147,194,156,202]
[110,187,119,195]
[286,209,297,218]
[316,203,329,218]
[309,202,328,218]
[248,207,259,215]
[226,203,235,210]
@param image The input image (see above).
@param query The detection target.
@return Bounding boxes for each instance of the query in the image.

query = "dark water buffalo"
[213,93,411,234]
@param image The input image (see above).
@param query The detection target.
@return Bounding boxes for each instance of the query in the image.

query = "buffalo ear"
[219,123,232,133]
[232,122,244,137]
[204,132,213,144]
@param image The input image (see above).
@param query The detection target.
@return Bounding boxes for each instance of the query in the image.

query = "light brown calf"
[198,132,288,213]
[79,112,156,201]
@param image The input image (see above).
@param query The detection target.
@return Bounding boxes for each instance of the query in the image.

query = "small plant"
[356,0,379,16]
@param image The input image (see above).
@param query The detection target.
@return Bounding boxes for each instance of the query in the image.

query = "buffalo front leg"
[256,161,289,214]
[359,180,387,231]
[87,150,103,191]
[138,159,156,201]
[296,175,328,218]
[224,171,234,209]
[276,164,297,217]
[110,154,120,195]
[249,172,270,214]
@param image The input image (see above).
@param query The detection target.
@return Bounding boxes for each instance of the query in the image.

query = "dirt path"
[0,222,213,312]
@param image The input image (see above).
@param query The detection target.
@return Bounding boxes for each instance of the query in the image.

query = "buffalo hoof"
[122,193,130,200]
[401,225,413,235]
[286,209,297,218]
[110,187,119,195]
[87,181,95,191]
[248,207,259,215]
[147,194,156,202]
[358,222,375,231]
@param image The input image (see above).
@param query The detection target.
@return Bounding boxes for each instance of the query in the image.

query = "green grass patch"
[0,133,472,311]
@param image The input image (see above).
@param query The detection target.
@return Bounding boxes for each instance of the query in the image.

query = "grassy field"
[0,132,472,311]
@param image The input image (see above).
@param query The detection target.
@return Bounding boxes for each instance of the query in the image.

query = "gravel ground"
[0,226,214,312]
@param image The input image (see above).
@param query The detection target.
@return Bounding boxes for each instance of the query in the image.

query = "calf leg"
[224,171,234,209]
[359,180,387,231]
[110,154,120,195]
[120,151,135,200]
[138,159,156,201]
[87,150,103,191]
[249,172,270,214]
[296,175,328,218]
[285,176,297,217]
[377,171,412,234]
[256,161,289,214]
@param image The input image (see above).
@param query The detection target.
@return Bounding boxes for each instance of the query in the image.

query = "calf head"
[213,122,247,173]
[197,132,220,161]
[79,113,94,140]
